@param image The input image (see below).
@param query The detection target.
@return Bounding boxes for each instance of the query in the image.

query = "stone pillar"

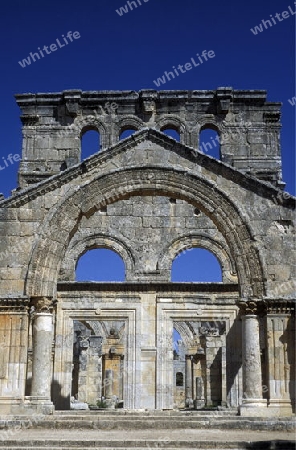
[265,301,294,416]
[194,376,205,409]
[29,297,55,414]
[200,327,224,407]
[77,336,89,403]
[238,300,267,416]
[104,369,113,398]
[185,355,193,407]
[87,336,103,404]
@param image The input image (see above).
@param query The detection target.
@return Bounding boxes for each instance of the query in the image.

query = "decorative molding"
[0,297,30,312]
[57,281,239,293]
[265,300,295,315]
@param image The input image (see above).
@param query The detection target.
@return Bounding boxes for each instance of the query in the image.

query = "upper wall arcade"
[16,88,284,189]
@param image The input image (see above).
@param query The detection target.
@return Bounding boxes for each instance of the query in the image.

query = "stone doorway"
[71,320,126,409]
[172,320,226,410]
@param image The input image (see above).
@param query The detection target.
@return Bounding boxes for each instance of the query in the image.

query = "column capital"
[237,299,266,316]
[30,296,55,313]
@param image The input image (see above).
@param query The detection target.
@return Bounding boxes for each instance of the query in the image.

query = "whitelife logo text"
[18,31,81,68]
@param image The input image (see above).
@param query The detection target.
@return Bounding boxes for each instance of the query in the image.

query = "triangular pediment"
[0,128,294,208]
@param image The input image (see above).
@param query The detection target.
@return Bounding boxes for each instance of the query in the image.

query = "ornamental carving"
[237,299,266,316]
[0,297,30,312]
[199,326,220,336]
[30,296,55,313]
[265,300,295,315]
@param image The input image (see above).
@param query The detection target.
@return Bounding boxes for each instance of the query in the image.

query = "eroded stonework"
[0,88,294,416]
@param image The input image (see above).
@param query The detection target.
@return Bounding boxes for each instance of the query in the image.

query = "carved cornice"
[57,281,239,294]
[237,299,295,316]
[0,297,30,312]
[264,300,295,315]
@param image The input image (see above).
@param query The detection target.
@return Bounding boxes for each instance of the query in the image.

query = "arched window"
[76,248,125,282]
[161,128,180,142]
[176,372,184,387]
[199,128,220,159]
[171,248,222,282]
[81,129,100,160]
[120,129,137,140]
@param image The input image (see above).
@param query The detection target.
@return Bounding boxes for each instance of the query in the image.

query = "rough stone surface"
[0,89,295,419]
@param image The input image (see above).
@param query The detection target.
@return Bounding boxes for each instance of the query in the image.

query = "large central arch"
[25,167,265,298]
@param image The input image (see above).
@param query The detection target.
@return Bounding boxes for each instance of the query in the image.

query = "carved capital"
[237,299,266,316]
[30,296,55,313]
[199,326,219,336]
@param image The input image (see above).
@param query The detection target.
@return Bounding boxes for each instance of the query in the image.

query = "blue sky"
[0,0,295,281]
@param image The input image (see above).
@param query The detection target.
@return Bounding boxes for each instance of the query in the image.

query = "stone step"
[50,414,239,420]
[0,441,295,449]
[55,410,238,416]
[54,409,238,416]
[0,417,294,431]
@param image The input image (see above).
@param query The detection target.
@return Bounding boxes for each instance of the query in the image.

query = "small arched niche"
[75,248,125,282]
[176,372,184,387]
[81,128,100,160]
[199,125,220,159]
[171,248,222,282]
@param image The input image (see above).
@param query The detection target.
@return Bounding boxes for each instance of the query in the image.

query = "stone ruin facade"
[0,88,295,417]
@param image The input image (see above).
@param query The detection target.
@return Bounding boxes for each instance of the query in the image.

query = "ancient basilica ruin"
[0,88,294,417]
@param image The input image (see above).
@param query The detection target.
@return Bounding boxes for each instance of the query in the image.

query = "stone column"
[30,297,55,414]
[77,336,89,403]
[185,355,193,407]
[265,301,294,416]
[104,369,113,398]
[238,300,267,416]
[87,336,103,404]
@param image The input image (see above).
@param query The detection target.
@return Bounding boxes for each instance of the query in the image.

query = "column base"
[0,396,54,415]
[22,396,55,415]
[267,399,293,417]
[193,399,205,409]
[239,398,268,417]
[0,397,23,415]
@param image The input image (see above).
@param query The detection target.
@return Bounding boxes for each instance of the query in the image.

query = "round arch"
[173,322,196,350]
[156,115,189,145]
[74,115,109,149]
[59,233,135,281]
[116,116,144,139]
[25,167,265,298]
[158,235,237,283]
[194,116,223,135]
